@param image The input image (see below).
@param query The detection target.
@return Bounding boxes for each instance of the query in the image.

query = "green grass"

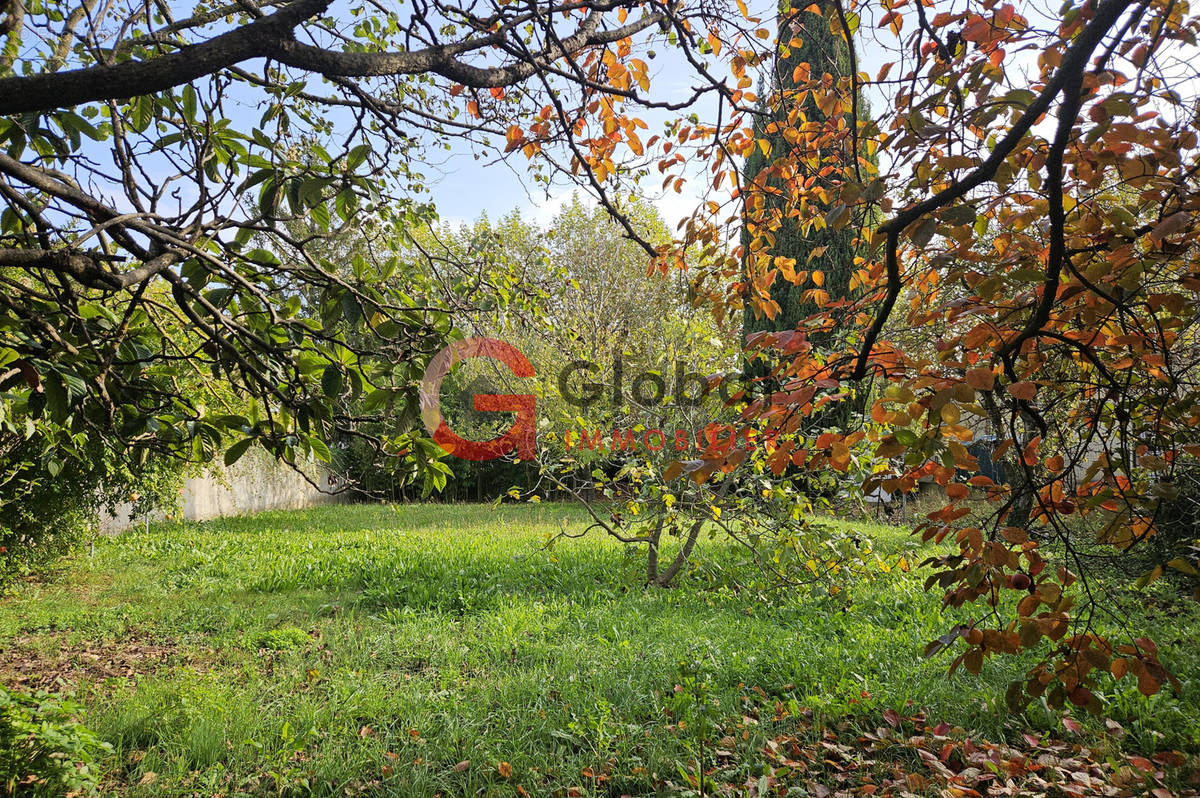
[0,502,1197,796]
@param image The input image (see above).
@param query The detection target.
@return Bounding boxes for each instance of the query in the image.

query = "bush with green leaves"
[0,428,187,587]
[0,685,111,796]
[249,626,312,651]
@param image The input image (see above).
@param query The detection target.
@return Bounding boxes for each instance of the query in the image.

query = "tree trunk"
[654,518,702,587]
[647,516,663,585]
[981,390,1035,530]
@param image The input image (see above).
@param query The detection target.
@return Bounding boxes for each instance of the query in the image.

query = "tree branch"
[0,0,329,114]
[0,0,668,115]
[850,0,1132,380]
[0,248,179,289]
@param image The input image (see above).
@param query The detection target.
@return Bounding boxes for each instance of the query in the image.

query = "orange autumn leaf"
[965,368,995,391]
[1022,436,1042,467]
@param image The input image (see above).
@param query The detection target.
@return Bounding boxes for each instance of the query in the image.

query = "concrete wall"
[100,450,344,532]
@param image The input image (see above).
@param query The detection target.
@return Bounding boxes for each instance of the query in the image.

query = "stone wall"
[99,450,344,532]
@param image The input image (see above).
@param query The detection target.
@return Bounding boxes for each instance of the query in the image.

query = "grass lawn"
[0,502,1197,796]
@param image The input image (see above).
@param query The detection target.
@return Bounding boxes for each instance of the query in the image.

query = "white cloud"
[527,187,582,227]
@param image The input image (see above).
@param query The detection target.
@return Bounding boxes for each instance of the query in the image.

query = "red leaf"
[1007,381,1037,400]
[1128,756,1155,772]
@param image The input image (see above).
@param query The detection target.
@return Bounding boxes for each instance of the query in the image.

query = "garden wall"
[99,450,344,532]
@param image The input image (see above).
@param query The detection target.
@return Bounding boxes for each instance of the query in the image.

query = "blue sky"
[423,5,897,232]
[423,45,731,231]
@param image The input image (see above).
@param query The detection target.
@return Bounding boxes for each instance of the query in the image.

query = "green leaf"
[129,94,154,133]
[259,179,280,219]
[60,372,87,400]
[309,201,330,231]
[1011,268,1046,283]
[361,389,393,412]
[59,112,105,142]
[212,414,249,430]
[224,437,256,466]
[341,293,362,325]
[308,436,332,463]
[347,144,372,170]
[44,374,68,422]
[321,365,343,398]
[244,248,281,266]
[942,204,977,226]
[182,85,198,120]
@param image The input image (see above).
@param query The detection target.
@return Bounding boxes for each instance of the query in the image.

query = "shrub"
[0,685,111,796]
[1149,460,1200,596]
[249,627,311,651]
[0,433,186,588]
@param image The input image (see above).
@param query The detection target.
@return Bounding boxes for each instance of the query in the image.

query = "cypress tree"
[742,0,858,359]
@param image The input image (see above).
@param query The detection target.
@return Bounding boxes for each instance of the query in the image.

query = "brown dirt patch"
[0,633,213,689]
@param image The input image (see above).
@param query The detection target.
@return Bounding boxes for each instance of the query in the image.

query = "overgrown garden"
[2,0,1200,793]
